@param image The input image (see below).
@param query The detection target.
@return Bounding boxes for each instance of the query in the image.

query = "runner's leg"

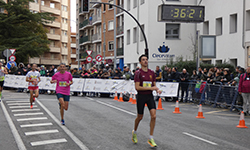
[34,89,39,98]
[149,109,156,136]
[0,86,3,99]
[134,114,143,131]
[29,90,34,106]
[64,101,69,111]
[58,98,65,120]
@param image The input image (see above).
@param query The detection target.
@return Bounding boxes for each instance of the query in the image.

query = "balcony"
[116,4,124,14]
[61,59,68,65]
[71,54,76,58]
[29,57,40,64]
[92,15,101,25]
[116,47,124,56]
[51,0,60,2]
[62,11,68,18]
[91,33,101,42]
[44,21,60,28]
[91,0,102,8]
[62,23,68,30]
[79,19,91,29]
[47,33,60,40]
[79,36,91,45]
[62,47,68,55]
[117,25,124,36]
[41,5,60,15]
[61,35,68,43]
[71,43,76,48]
[29,2,39,11]
[40,57,60,65]
[49,46,60,53]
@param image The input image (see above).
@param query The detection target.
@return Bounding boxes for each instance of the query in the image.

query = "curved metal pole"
[90,2,148,50]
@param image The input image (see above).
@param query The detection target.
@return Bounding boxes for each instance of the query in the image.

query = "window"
[108,41,114,51]
[108,20,114,30]
[216,17,222,35]
[247,10,250,30]
[62,18,67,23]
[62,43,67,48]
[109,0,114,9]
[127,0,130,11]
[50,28,55,34]
[103,23,106,32]
[97,44,101,54]
[133,0,137,8]
[140,0,144,5]
[62,30,67,36]
[50,41,55,47]
[133,27,137,43]
[203,21,209,35]
[51,54,54,59]
[140,24,144,41]
[62,5,67,11]
[0,7,4,13]
[41,0,44,5]
[76,4,78,9]
[34,0,38,3]
[127,29,130,45]
[103,4,106,11]
[230,14,237,33]
[50,3,55,8]
[165,24,180,39]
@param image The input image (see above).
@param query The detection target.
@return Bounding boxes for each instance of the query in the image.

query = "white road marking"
[36,100,89,150]
[8,103,30,106]
[30,138,67,146]
[183,132,218,145]
[20,123,53,128]
[1,102,27,150]
[10,105,37,109]
[25,129,59,136]
[12,109,40,112]
[6,101,27,103]
[88,98,136,116]
[14,112,43,116]
[17,117,47,122]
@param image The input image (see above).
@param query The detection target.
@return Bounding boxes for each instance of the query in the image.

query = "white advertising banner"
[71,78,85,92]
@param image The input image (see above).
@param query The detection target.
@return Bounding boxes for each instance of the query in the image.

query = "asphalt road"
[1,90,250,150]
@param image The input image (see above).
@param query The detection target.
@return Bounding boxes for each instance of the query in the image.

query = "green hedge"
[162,60,235,74]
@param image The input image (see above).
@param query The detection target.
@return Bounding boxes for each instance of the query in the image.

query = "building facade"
[124,0,197,70]
[28,0,71,66]
[76,0,124,69]
[197,0,250,68]
[70,33,78,68]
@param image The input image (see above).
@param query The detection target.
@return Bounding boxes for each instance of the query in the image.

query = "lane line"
[183,132,218,145]
[30,138,67,146]
[87,98,136,116]
[25,129,59,136]
[36,100,89,150]
[17,117,47,122]
[12,109,40,112]
[6,101,27,103]
[205,110,228,114]
[20,123,53,128]
[1,102,27,150]
[10,105,37,109]
[8,103,30,106]
[14,112,44,116]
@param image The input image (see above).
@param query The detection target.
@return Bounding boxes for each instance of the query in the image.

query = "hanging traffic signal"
[82,0,89,12]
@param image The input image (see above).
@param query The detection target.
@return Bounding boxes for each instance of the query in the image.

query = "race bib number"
[143,81,152,88]
[59,81,67,87]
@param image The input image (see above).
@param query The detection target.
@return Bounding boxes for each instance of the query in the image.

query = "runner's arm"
[26,76,33,82]
[50,80,57,84]
[4,67,8,74]
[135,82,158,91]
[66,80,73,86]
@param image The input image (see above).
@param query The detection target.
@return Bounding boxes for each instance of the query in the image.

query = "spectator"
[190,70,198,81]
[238,67,250,116]
[211,72,222,83]
[220,70,231,84]
[105,64,109,70]
[113,69,122,79]
[40,65,46,76]
[162,66,170,82]
[155,66,162,82]
[90,66,98,78]
[197,67,202,79]
[97,70,103,79]
[72,68,80,78]
[16,63,25,75]
[8,63,18,74]
[25,64,32,75]
[122,66,127,75]
[170,67,179,82]
[101,69,110,79]
[47,67,55,77]
[124,67,132,80]
[100,62,105,69]
[180,69,189,102]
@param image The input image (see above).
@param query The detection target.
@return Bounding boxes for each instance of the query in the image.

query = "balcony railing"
[92,15,101,24]
[117,47,124,56]
[79,19,90,29]
[117,25,124,35]
[91,33,101,41]
[79,36,91,44]
[116,4,124,14]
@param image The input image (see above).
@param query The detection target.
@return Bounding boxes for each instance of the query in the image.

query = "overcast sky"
[70,0,76,33]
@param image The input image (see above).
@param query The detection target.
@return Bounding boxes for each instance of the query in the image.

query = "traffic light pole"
[90,1,149,57]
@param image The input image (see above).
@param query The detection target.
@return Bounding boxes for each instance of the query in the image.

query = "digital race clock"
[158,5,205,23]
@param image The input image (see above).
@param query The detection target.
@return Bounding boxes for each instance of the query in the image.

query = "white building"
[124,0,198,70]
[197,0,250,68]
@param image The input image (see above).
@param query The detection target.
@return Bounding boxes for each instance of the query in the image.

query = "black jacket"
[179,72,189,82]
[171,72,180,82]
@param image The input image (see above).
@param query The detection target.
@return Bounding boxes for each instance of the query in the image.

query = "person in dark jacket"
[170,67,179,82]
[113,69,122,79]
[238,67,250,116]
[8,63,18,74]
[16,63,25,75]
[220,70,231,84]
[162,66,169,82]
[190,70,198,81]
[155,66,162,82]
[179,69,189,102]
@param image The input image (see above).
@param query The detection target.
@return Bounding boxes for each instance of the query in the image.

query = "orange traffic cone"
[145,103,148,107]
[131,94,137,104]
[113,91,118,101]
[173,101,182,114]
[236,111,248,128]
[196,104,205,119]
[128,93,133,103]
[118,92,124,102]
[157,98,164,110]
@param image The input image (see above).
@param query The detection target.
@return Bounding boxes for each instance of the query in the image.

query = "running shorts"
[56,93,70,101]
[0,81,4,87]
[137,94,156,115]
[28,86,39,91]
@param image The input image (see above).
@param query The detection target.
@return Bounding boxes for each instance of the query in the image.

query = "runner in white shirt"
[26,64,41,109]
